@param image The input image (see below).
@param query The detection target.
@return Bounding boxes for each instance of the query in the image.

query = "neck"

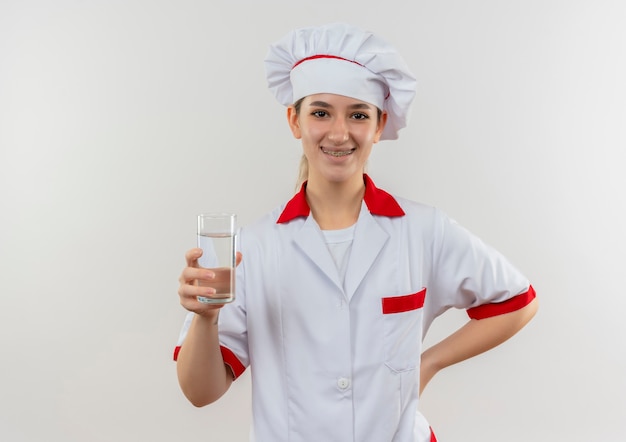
[305,174,365,230]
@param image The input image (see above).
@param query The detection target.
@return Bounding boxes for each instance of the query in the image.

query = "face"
[287,93,387,185]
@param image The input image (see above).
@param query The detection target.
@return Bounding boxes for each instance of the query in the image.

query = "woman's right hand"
[177,248,242,317]
[176,248,240,405]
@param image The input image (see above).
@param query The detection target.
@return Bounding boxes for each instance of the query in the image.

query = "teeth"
[323,148,354,157]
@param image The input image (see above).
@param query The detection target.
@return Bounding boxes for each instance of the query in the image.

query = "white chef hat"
[264,22,417,140]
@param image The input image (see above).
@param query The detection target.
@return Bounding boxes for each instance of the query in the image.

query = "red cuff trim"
[220,345,246,380]
[467,285,536,320]
[173,345,246,380]
[382,288,426,314]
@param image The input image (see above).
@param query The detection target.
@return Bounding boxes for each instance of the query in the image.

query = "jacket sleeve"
[427,210,535,323]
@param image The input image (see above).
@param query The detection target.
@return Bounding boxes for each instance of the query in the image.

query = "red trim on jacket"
[430,427,437,441]
[466,285,536,320]
[276,174,405,223]
[382,288,426,314]
[220,345,246,379]
[173,345,246,380]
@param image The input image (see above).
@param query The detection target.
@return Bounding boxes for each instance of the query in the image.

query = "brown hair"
[293,98,308,190]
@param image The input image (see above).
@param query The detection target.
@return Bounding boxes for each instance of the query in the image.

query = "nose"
[327,117,349,145]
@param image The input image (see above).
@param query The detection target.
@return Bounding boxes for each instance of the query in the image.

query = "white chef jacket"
[175,174,536,442]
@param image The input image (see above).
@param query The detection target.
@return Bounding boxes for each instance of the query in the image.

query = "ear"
[287,106,302,139]
[373,111,388,143]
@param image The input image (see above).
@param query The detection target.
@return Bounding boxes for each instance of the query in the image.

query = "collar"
[276,174,405,224]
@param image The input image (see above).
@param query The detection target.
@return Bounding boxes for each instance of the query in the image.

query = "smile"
[322,148,356,157]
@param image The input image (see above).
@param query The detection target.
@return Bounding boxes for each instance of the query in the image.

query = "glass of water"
[196,213,237,304]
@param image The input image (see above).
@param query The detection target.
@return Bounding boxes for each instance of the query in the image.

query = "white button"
[337,377,351,390]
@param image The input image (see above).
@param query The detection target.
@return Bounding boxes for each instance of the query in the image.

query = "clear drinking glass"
[196,213,237,304]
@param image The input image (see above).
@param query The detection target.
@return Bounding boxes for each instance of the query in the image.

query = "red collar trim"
[276,174,405,224]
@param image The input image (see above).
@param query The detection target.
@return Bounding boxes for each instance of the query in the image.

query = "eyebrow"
[308,100,374,110]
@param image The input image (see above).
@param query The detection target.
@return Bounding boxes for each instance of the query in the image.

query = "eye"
[311,110,328,118]
[351,112,370,120]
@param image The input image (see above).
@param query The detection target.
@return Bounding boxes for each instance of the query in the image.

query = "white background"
[1,1,625,441]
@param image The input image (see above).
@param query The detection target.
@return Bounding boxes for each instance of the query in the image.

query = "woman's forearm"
[420,298,538,394]
[176,312,233,407]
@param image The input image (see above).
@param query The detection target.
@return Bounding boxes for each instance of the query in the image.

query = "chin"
[321,168,362,184]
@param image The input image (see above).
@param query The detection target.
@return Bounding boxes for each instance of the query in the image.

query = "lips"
[321,147,356,157]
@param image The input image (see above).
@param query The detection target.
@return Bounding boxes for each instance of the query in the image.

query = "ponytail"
[296,154,309,190]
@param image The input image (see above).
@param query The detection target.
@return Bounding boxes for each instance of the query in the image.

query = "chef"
[175,22,538,442]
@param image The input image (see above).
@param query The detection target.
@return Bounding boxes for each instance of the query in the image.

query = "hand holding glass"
[196,213,237,304]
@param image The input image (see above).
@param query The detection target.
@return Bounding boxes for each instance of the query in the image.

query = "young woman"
[175,23,538,442]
